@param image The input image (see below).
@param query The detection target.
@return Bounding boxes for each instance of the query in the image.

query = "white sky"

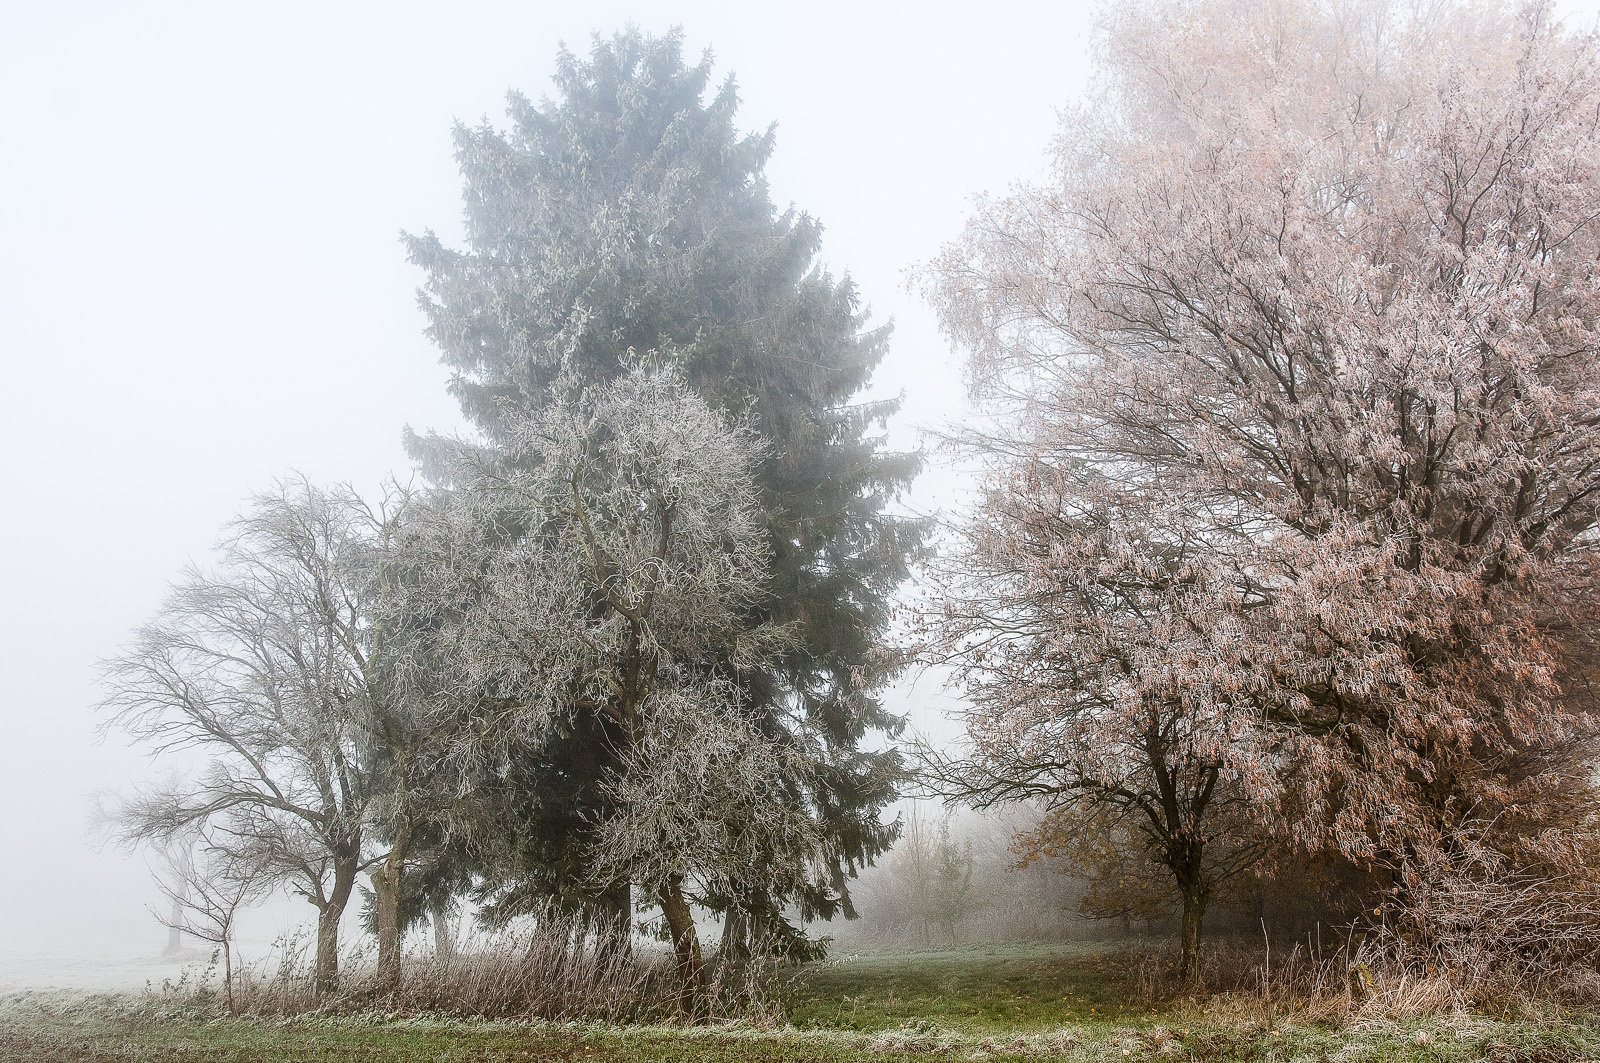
[2,0,1596,976]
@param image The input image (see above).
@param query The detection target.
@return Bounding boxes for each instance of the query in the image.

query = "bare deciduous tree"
[917,500,1272,980]
[148,830,272,1013]
[102,478,406,994]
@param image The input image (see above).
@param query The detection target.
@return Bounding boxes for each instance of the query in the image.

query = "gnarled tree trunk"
[316,850,359,995]
[1179,883,1208,988]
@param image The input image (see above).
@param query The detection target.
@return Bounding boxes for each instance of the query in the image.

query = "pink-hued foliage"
[922,0,1600,980]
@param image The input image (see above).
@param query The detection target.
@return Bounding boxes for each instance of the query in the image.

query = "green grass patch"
[788,941,1153,1032]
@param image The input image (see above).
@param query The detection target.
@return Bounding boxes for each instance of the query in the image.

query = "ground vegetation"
[9,942,1600,1061]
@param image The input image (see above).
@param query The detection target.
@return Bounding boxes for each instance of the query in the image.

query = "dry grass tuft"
[1127,929,1600,1025]
[146,911,794,1025]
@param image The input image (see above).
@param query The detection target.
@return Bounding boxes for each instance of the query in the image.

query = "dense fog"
[7,0,1600,997]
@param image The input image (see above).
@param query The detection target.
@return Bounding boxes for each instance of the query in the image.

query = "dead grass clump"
[1381,835,1600,1009]
[1127,928,1600,1025]
[148,911,792,1024]
[868,1019,962,1054]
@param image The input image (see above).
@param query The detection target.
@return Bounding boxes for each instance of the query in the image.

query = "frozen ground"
[0,944,202,994]
[0,905,319,994]
[0,931,308,993]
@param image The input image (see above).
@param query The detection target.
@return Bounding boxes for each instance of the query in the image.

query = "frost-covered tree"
[102,479,410,994]
[355,496,483,993]
[917,500,1273,980]
[404,28,922,947]
[925,0,1600,981]
[147,827,272,1013]
[591,682,830,999]
[421,367,822,1003]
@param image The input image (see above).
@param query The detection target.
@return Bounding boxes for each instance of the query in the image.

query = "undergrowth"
[9,938,1600,1060]
[136,913,797,1025]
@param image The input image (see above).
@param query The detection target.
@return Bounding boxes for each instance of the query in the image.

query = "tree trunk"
[431,900,455,960]
[315,907,340,995]
[1180,886,1207,988]
[719,905,748,968]
[163,917,184,957]
[163,870,190,956]
[372,826,410,992]
[222,937,234,1014]
[371,865,400,992]
[594,880,632,960]
[657,875,703,1013]
[316,853,358,996]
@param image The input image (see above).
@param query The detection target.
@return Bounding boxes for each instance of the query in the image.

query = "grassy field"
[789,942,1158,1031]
[4,942,1598,1061]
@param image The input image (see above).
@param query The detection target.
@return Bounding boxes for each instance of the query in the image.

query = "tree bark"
[372,825,410,992]
[316,852,358,995]
[657,875,703,1013]
[1179,886,1207,988]
[164,890,186,954]
[163,916,184,957]
[371,866,400,991]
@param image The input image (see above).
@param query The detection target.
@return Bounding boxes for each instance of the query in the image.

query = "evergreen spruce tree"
[405,28,922,950]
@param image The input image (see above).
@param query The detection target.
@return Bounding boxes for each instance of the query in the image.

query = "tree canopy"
[924,0,1600,982]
